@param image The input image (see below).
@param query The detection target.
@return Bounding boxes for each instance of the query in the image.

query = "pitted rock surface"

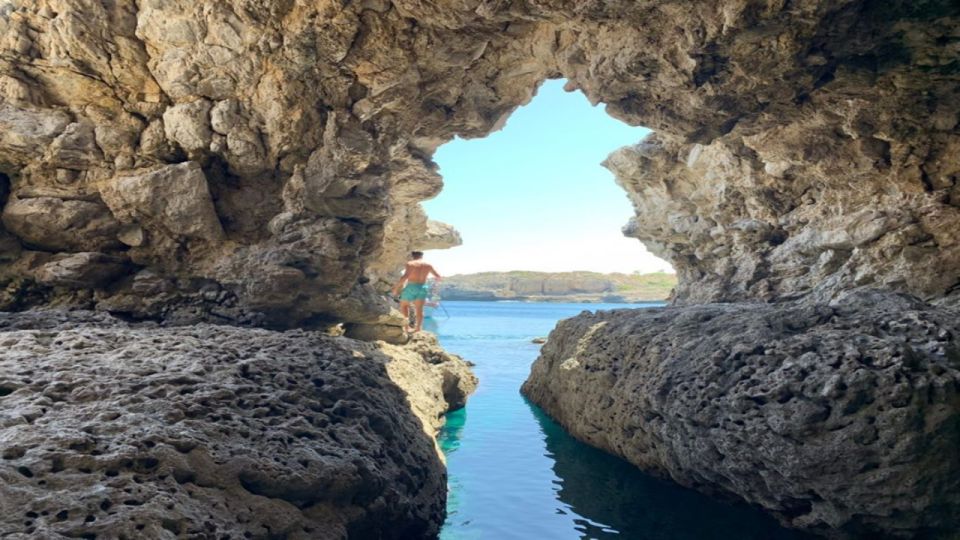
[0,2,957,537]
[522,291,960,538]
[0,311,475,539]
[0,1,955,325]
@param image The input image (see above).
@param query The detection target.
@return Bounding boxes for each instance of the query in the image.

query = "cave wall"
[0,0,956,328]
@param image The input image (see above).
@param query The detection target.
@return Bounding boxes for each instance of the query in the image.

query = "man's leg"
[399,300,411,331]
[413,300,425,332]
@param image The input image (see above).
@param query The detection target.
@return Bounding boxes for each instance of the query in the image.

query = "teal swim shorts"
[400,282,429,301]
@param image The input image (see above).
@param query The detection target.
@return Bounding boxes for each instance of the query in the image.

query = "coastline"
[436,271,676,304]
[440,296,668,303]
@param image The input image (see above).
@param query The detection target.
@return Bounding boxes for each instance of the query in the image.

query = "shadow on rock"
[0,310,469,539]
[529,399,812,540]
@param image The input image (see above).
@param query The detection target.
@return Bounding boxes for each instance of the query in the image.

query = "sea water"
[434,301,811,540]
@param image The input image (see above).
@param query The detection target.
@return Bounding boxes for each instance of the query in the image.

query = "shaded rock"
[100,162,224,248]
[93,269,267,327]
[116,224,145,247]
[33,252,128,288]
[522,290,960,538]
[378,332,478,431]
[1,196,121,252]
[0,230,21,262]
[299,113,390,221]
[0,310,475,539]
[162,100,213,157]
[344,321,409,345]
[48,121,102,169]
[0,3,953,536]
[0,0,954,327]
[417,220,463,251]
[212,215,372,325]
[138,119,176,160]
[0,104,70,166]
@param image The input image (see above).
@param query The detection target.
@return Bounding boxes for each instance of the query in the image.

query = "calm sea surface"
[433,301,810,540]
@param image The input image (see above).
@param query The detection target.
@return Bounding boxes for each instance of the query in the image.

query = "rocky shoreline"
[0,311,475,539]
[440,293,662,304]
[522,290,960,539]
[0,0,956,537]
[439,271,675,303]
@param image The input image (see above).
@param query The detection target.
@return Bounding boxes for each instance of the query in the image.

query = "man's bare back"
[403,260,436,284]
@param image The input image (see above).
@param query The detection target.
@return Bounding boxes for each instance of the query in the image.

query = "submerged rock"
[0,311,475,539]
[522,290,960,538]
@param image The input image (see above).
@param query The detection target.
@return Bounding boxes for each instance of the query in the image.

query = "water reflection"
[529,400,812,540]
[435,302,813,540]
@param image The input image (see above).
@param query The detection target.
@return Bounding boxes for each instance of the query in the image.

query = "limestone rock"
[0,310,475,539]
[1,196,121,252]
[368,206,460,290]
[138,119,175,160]
[417,220,463,251]
[33,252,128,288]
[100,162,224,249]
[162,100,213,157]
[0,230,22,262]
[0,2,954,535]
[47,122,102,169]
[0,104,71,166]
[378,332,478,433]
[116,224,145,247]
[0,0,954,327]
[522,290,960,538]
[344,322,409,345]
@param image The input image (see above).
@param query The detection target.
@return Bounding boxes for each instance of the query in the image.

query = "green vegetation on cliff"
[439,271,676,302]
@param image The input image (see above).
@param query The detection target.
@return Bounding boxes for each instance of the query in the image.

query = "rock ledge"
[522,290,960,538]
[0,311,475,539]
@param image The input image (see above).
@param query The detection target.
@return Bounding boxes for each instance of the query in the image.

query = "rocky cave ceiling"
[0,0,956,335]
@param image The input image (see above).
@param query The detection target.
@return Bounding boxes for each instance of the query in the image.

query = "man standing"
[392,251,441,333]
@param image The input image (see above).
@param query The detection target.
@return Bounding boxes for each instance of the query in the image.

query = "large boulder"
[0,104,71,166]
[162,100,213,157]
[100,162,223,243]
[417,220,462,251]
[1,196,122,252]
[522,290,960,538]
[33,252,129,288]
[0,311,475,539]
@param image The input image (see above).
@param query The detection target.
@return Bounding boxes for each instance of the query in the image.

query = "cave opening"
[421,79,674,295]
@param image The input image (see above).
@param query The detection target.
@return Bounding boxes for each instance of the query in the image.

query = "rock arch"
[1,1,956,331]
[1,2,959,537]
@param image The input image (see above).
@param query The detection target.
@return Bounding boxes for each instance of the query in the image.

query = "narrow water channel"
[434,301,811,540]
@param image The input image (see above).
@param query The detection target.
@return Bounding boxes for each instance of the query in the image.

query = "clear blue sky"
[423,79,674,276]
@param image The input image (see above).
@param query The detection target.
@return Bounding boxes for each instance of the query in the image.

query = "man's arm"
[429,265,442,280]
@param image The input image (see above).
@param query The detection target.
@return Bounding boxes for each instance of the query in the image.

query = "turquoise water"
[434,301,811,540]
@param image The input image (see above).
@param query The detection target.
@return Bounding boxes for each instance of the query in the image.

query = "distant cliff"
[439,272,676,302]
